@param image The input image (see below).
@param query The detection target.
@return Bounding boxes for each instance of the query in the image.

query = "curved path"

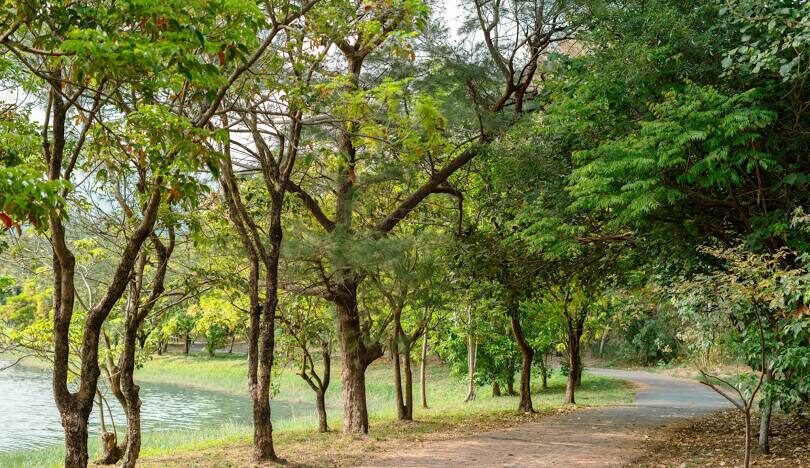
[361,368,731,467]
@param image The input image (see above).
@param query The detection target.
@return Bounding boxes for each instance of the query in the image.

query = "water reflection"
[0,360,297,453]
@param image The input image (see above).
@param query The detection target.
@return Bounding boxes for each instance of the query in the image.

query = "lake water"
[0,359,300,453]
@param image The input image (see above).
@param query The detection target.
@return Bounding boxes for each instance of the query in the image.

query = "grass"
[0,352,634,467]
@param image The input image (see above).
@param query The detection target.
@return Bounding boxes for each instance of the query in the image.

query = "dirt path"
[360,368,732,467]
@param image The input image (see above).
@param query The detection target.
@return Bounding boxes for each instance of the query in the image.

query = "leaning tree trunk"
[510,307,535,413]
[420,331,429,409]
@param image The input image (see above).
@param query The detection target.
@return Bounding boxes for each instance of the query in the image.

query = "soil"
[637,410,810,467]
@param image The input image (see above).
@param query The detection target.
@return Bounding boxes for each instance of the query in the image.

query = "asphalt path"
[361,368,732,467]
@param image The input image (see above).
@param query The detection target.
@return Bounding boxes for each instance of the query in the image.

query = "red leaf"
[0,212,13,229]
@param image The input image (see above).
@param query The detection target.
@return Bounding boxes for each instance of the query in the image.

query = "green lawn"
[0,353,633,467]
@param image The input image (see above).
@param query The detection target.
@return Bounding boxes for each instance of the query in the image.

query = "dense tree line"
[0,1,808,467]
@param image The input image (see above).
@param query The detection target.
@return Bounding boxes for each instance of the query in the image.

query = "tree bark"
[117,233,171,468]
[599,327,609,359]
[538,352,548,390]
[335,283,382,433]
[392,339,405,420]
[565,333,581,404]
[509,304,534,413]
[744,410,752,468]
[183,333,190,355]
[62,413,90,468]
[403,342,414,420]
[420,331,429,409]
[565,309,586,405]
[316,390,328,432]
[464,332,477,402]
[506,370,516,396]
[492,381,501,397]
[758,369,773,454]
[119,325,143,468]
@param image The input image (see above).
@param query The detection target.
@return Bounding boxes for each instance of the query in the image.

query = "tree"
[279,0,574,433]
[675,246,810,467]
[0,0,269,463]
[370,234,444,421]
[278,295,333,432]
[189,292,245,357]
[213,1,323,457]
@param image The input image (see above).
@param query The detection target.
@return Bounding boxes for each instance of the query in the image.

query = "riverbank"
[0,353,633,466]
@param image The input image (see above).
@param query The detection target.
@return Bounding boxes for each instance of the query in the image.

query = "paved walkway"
[361,368,731,467]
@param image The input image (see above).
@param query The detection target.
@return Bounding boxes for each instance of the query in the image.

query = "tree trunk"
[403,344,414,420]
[464,334,477,402]
[137,332,147,350]
[758,369,773,455]
[565,312,586,405]
[420,331,429,409]
[565,338,580,404]
[392,341,405,420]
[315,390,328,433]
[97,431,122,465]
[95,391,122,465]
[335,283,381,433]
[120,325,143,468]
[492,381,502,397]
[599,328,609,359]
[61,413,90,468]
[183,333,190,355]
[509,307,534,413]
[120,399,141,468]
[538,352,548,390]
[229,334,236,354]
[744,410,752,468]
[250,298,277,461]
[506,371,516,396]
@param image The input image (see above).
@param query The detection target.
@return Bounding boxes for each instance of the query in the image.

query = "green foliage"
[569,85,777,228]
[187,293,246,356]
[720,1,810,83]
[0,275,51,326]
[674,247,810,413]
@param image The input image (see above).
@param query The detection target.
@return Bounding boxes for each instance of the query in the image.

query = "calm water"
[0,360,299,453]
